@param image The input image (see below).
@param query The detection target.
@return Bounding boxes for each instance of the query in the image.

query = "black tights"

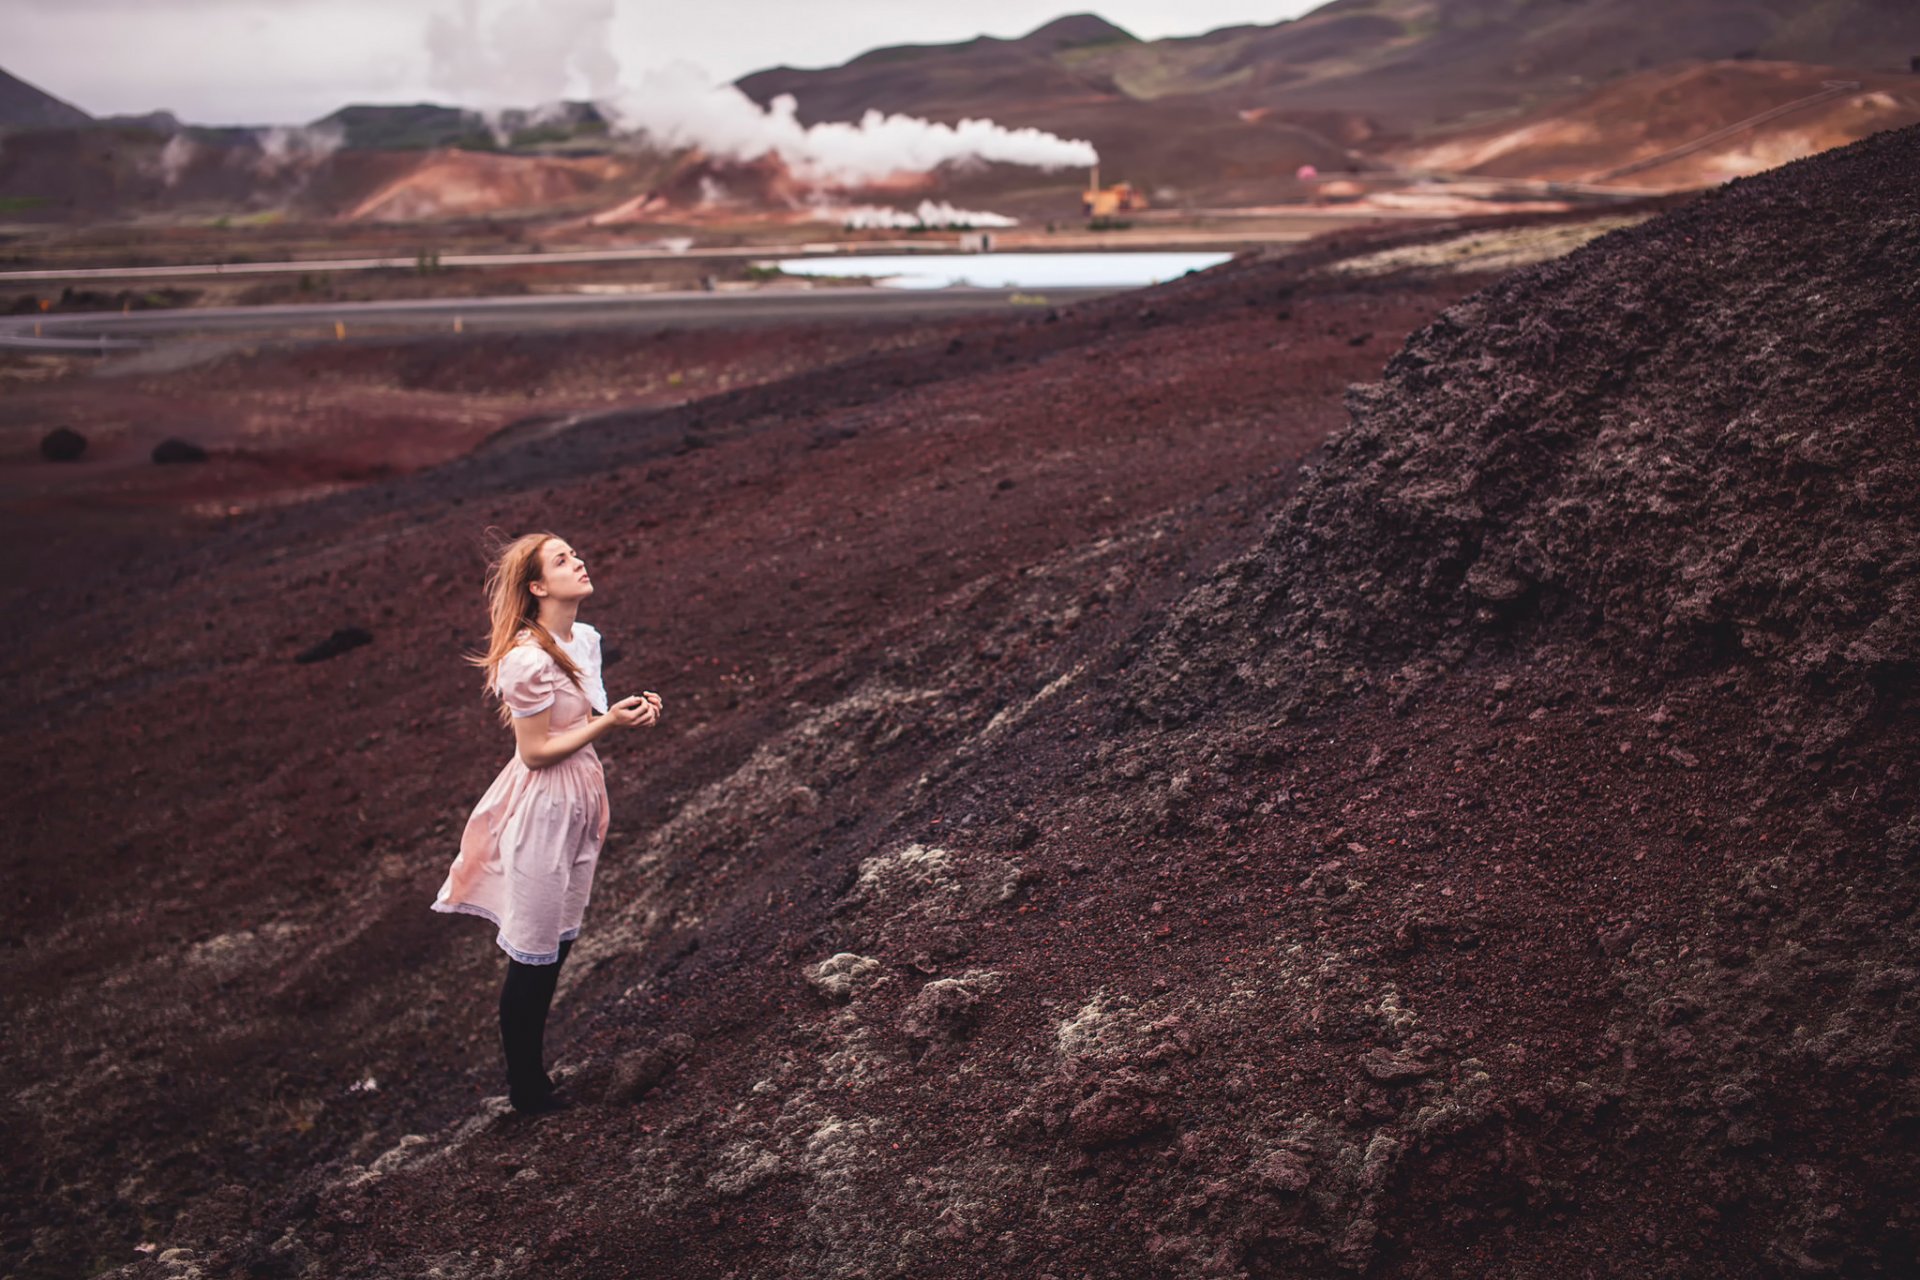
[499,938,572,1110]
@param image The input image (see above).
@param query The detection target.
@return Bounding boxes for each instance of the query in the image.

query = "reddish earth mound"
[339,150,630,223]
[0,128,686,225]
[1117,123,1920,1272]
[1390,60,1920,188]
[1142,119,1920,762]
[1113,123,1919,1269]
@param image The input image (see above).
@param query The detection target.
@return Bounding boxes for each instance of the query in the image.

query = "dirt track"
[4,132,1915,1280]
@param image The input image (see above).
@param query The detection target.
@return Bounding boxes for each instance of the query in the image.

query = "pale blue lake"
[768,251,1235,290]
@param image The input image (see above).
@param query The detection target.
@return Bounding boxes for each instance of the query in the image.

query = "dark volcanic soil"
[0,314,1022,609]
[5,207,1505,1278]
[4,131,1915,1279]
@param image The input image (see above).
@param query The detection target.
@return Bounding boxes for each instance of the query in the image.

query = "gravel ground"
[3,129,1912,1279]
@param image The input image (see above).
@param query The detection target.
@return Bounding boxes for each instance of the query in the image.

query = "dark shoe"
[510,1086,573,1116]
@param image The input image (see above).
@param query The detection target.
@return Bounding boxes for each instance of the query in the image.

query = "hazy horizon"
[6,0,1327,127]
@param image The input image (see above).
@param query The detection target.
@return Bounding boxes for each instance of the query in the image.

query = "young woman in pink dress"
[433,531,662,1115]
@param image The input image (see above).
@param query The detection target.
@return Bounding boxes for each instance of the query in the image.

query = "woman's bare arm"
[512,695,659,769]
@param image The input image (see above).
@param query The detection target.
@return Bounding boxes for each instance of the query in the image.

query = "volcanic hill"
[742,0,1920,132]
[739,1,1920,206]
[0,68,90,130]
[7,123,1918,1278]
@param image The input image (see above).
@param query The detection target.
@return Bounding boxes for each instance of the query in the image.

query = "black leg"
[499,939,574,1113]
[539,939,574,1091]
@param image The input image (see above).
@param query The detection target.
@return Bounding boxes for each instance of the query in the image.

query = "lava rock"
[40,428,86,461]
[294,627,373,664]
[1360,1048,1439,1084]
[151,437,209,464]
[805,952,882,1002]
[899,971,1001,1044]
[606,1033,694,1103]
[1069,1070,1167,1148]
[1251,1147,1314,1193]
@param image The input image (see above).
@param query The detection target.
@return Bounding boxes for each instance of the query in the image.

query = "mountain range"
[738,2,1920,140]
[4,0,1919,221]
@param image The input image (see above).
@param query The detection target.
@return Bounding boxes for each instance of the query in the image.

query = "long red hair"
[466,529,586,726]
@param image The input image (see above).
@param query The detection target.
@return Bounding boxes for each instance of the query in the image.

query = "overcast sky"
[6,0,1328,126]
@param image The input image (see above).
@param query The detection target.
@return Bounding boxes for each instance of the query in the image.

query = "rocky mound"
[1134,121,1920,766]
[1081,123,1917,1271]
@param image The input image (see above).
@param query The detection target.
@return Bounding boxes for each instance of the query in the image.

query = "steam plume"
[610,63,1096,183]
[250,124,347,177]
[424,2,1099,184]
[158,133,197,186]
[426,0,620,108]
[829,200,1019,229]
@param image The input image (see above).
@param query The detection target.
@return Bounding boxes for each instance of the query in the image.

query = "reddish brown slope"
[22,126,1912,1280]
[3,211,1526,1280]
[184,125,1919,1278]
[1390,59,1920,186]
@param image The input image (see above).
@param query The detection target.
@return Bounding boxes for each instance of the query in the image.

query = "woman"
[433,531,662,1115]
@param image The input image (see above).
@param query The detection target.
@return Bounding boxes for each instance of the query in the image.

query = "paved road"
[0,284,1129,352]
[0,240,951,284]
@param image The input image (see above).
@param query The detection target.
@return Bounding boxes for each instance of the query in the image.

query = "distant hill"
[733,10,1373,204]
[311,101,610,152]
[1387,58,1920,188]
[739,14,1139,121]
[1196,0,1920,134]
[738,0,1920,142]
[98,111,185,135]
[0,68,91,129]
[313,103,496,151]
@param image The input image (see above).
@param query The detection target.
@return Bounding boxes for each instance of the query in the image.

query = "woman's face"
[531,537,592,604]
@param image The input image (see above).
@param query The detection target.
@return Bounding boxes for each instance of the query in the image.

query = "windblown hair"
[466,529,586,727]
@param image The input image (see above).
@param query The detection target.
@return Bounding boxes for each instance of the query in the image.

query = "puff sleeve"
[579,624,609,714]
[496,645,558,717]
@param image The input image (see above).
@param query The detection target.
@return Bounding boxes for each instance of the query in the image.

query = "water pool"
[767,251,1235,290]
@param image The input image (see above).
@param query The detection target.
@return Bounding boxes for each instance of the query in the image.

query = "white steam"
[250,124,346,177]
[144,125,338,189]
[829,200,1018,229]
[423,2,1098,184]
[476,101,580,149]
[426,0,621,109]
[609,63,1095,183]
[157,133,198,187]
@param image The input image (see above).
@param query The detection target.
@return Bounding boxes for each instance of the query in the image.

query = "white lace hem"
[431,899,581,965]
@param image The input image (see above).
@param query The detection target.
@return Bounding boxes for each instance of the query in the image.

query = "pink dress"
[432,628,610,964]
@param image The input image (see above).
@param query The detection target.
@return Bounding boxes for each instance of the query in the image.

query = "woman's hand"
[606,692,664,728]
